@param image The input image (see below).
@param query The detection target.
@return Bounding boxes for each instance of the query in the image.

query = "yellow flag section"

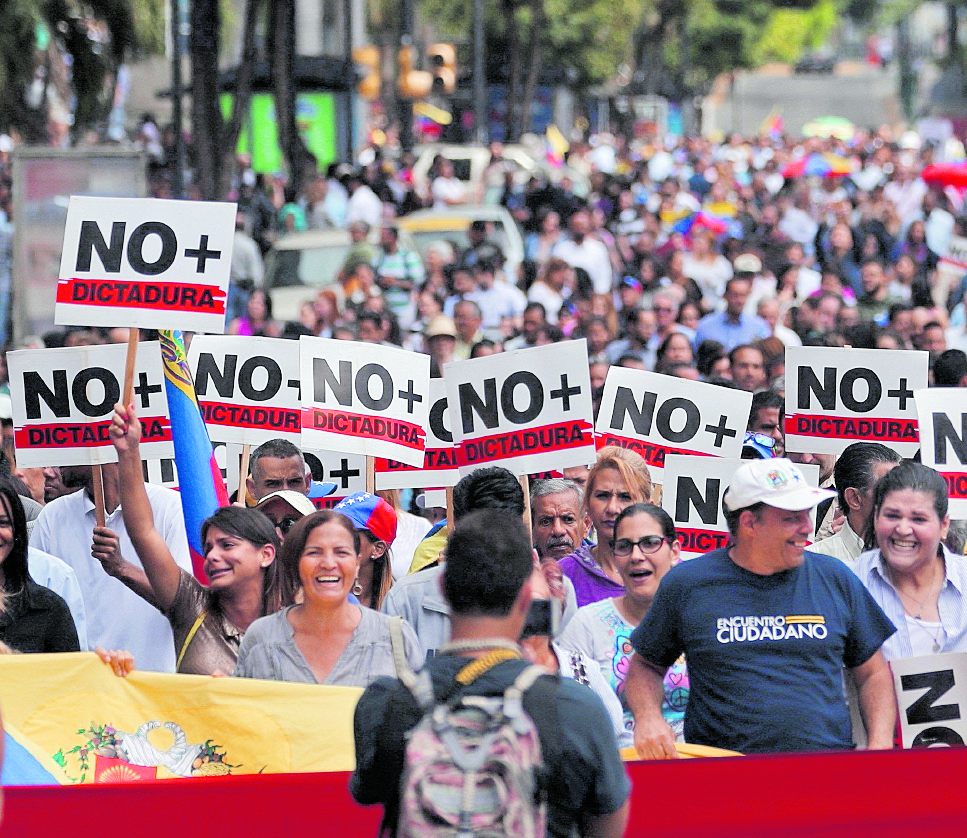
[0,653,361,783]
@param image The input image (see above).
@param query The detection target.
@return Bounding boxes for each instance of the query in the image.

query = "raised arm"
[108,403,183,611]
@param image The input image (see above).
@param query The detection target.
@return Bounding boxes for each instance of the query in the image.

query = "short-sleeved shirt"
[630,547,895,753]
[350,656,630,838]
[233,605,423,687]
[559,596,689,739]
[165,569,242,675]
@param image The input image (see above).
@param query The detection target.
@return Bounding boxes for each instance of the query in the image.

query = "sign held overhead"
[596,368,751,481]
[56,196,236,333]
[784,347,926,457]
[444,341,595,476]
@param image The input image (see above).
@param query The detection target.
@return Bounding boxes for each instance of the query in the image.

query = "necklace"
[895,586,928,619]
[439,638,524,685]
[909,615,945,654]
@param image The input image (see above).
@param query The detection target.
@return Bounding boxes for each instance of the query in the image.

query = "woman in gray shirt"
[234,510,422,687]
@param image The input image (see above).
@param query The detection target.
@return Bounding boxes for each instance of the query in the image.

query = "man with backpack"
[351,508,630,838]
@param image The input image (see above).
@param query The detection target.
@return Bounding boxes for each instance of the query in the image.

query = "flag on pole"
[160,330,229,580]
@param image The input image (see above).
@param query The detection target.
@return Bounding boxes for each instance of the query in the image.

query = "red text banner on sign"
[56,278,226,314]
[5,749,967,838]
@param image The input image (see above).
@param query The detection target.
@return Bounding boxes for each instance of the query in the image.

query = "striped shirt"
[856,545,967,660]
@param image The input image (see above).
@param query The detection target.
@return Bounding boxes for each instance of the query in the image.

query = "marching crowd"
[1,125,967,834]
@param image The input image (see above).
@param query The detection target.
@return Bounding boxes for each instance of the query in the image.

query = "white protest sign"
[444,341,596,476]
[375,379,459,490]
[300,338,430,468]
[595,367,751,482]
[188,336,301,446]
[891,652,967,749]
[784,347,926,457]
[9,342,173,467]
[662,456,819,559]
[937,235,967,305]
[56,196,236,332]
[914,388,967,517]
[143,442,244,494]
[304,450,368,508]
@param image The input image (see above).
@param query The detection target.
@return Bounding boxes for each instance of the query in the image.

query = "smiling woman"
[0,479,79,654]
[857,462,967,660]
[233,511,423,687]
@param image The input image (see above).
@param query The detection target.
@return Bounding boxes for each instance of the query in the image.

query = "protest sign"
[915,387,967,517]
[375,379,459,490]
[891,652,967,749]
[596,368,751,482]
[189,336,301,446]
[300,338,430,468]
[443,341,595,476]
[662,456,820,559]
[56,196,236,333]
[305,450,368,507]
[784,346,927,457]
[936,235,967,308]
[9,342,173,467]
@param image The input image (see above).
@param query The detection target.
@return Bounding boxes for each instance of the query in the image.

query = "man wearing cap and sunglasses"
[624,458,898,756]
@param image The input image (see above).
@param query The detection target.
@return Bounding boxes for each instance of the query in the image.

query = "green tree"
[0,0,146,143]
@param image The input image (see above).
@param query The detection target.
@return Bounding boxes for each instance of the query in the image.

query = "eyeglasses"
[273,516,301,535]
[612,535,669,556]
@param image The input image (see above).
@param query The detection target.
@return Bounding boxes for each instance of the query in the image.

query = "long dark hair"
[277,510,360,605]
[201,506,282,614]
[0,478,30,593]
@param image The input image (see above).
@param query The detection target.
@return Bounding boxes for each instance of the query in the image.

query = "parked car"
[262,226,417,322]
[794,52,837,74]
[396,206,525,280]
[411,143,589,205]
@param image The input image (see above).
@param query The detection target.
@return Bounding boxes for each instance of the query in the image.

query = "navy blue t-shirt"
[630,548,895,753]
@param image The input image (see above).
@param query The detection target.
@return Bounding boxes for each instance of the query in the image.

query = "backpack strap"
[504,665,551,734]
[388,616,419,690]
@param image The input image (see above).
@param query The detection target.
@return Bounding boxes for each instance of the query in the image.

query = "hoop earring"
[352,578,363,597]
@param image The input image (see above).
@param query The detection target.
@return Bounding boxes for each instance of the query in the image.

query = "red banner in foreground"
[6,747,967,838]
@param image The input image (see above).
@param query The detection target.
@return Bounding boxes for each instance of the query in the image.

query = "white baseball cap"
[723,458,836,513]
[254,490,317,517]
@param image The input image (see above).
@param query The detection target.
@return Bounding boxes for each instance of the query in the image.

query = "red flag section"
[5,748,966,837]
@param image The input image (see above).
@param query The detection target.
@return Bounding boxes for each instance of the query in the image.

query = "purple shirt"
[559,543,625,608]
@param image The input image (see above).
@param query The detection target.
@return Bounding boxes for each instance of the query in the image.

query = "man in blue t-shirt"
[626,458,898,755]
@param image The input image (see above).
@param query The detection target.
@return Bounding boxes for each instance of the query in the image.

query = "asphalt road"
[704,63,901,136]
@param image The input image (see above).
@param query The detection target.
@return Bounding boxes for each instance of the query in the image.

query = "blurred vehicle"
[794,52,837,74]
[396,206,525,280]
[263,226,416,322]
[411,143,589,205]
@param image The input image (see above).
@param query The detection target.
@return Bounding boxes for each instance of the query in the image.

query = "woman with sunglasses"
[559,503,689,740]
[108,403,283,675]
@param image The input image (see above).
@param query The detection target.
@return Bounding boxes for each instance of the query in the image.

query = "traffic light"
[397,47,433,98]
[352,45,380,99]
[427,43,457,94]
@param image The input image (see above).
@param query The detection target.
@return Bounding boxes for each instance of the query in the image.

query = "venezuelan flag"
[160,331,229,580]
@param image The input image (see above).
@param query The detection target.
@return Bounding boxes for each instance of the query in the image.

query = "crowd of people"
[2,124,967,832]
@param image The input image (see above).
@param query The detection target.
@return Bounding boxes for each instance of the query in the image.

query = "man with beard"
[30,463,192,672]
[531,478,590,561]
